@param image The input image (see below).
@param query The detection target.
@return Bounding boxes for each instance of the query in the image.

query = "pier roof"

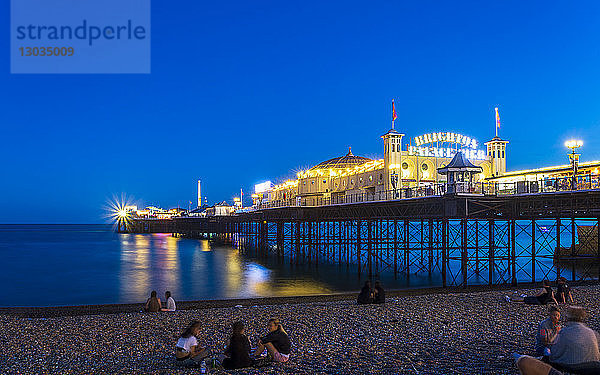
[309,147,373,171]
[437,151,483,174]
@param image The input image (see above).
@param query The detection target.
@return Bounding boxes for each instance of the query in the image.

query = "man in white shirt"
[162,291,176,311]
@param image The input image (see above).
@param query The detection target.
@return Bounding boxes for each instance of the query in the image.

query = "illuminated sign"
[254,181,273,193]
[409,132,486,160]
[408,146,486,160]
[414,132,478,149]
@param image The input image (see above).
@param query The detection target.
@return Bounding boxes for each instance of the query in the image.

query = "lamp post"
[565,139,583,190]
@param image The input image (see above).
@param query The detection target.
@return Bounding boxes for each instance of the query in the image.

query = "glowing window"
[369,175,373,181]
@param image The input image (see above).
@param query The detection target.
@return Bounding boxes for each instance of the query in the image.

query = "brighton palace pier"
[128,114,600,287]
[252,123,600,208]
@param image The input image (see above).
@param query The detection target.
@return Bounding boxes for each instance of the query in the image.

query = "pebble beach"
[1,285,598,374]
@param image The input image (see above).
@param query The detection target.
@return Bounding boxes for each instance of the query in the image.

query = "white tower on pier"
[484,107,509,176]
[382,99,404,191]
[197,179,202,208]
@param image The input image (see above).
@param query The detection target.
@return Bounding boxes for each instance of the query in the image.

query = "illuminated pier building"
[253,120,507,206]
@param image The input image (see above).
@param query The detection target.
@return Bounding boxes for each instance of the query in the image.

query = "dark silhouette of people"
[357,281,374,304]
[222,321,253,369]
[373,281,385,304]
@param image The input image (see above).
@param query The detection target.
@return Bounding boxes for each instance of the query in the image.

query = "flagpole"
[495,107,499,137]
[391,99,395,129]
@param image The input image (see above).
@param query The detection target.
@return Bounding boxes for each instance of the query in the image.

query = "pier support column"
[511,219,517,286]
[442,219,448,288]
[357,220,362,277]
[489,219,494,285]
[556,218,561,279]
[367,220,372,278]
[532,219,536,282]
[277,221,284,260]
[404,220,409,276]
[393,219,398,276]
[571,217,576,281]
[461,219,468,288]
[428,219,433,275]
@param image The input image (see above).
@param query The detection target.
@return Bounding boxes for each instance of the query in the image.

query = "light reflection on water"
[117,233,338,303]
[2,224,591,307]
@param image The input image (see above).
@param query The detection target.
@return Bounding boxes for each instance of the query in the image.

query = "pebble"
[0,286,597,374]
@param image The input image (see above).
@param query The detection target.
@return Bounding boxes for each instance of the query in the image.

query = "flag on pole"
[392,99,398,121]
[495,107,500,129]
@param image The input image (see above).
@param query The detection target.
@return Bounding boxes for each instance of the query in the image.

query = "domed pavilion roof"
[309,147,373,171]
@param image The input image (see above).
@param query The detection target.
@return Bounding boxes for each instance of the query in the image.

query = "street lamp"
[565,139,583,190]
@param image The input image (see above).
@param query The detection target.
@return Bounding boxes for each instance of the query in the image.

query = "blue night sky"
[2,1,600,223]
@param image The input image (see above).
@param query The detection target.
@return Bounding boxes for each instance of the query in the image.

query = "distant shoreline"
[3,280,597,318]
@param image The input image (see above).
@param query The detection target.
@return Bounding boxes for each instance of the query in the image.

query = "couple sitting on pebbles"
[357,280,385,304]
[175,318,291,370]
[144,290,176,312]
[514,306,600,375]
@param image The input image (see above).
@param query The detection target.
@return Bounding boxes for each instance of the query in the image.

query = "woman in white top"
[162,291,176,311]
[175,321,207,364]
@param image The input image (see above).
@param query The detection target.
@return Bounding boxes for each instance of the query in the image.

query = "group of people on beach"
[509,280,600,375]
[175,318,291,370]
[505,277,573,305]
[144,290,176,312]
[357,280,385,304]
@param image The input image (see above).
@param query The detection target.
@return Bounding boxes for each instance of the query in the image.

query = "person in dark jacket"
[253,318,291,363]
[222,321,253,369]
[357,281,373,304]
[556,277,574,304]
[373,281,385,304]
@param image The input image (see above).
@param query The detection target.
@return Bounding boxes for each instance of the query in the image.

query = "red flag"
[392,99,397,121]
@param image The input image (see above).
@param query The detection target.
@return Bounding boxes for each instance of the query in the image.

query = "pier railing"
[252,174,600,210]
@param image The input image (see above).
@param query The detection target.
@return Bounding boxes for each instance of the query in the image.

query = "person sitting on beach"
[505,280,558,305]
[357,281,373,304]
[556,277,574,304]
[514,354,564,375]
[549,306,600,375]
[144,290,161,312]
[535,306,561,359]
[253,318,291,363]
[161,291,176,312]
[221,321,253,370]
[175,320,208,365]
[373,281,385,304]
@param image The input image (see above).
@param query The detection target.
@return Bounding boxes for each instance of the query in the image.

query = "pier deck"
[125,191,600,288]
